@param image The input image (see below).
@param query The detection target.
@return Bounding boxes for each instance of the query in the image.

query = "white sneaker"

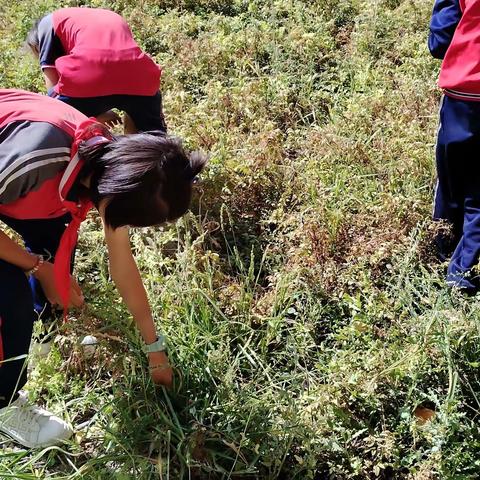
[0,395,73,448]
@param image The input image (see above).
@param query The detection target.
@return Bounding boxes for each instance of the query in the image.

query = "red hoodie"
[39,8,161,98]
[439,0,480,100]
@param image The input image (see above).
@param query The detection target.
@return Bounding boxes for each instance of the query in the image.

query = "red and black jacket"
[429,0,480,100]
[0,89,108,310]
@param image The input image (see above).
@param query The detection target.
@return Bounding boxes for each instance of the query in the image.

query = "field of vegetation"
[1,0,480,478]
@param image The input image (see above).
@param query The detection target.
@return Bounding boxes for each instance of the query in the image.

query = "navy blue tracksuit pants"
[434,96,480,290]
[0,214,71,408]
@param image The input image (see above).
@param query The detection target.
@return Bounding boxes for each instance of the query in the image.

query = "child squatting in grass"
[0,89,206,448]
[429,0,480,291]
[26,7,167,134]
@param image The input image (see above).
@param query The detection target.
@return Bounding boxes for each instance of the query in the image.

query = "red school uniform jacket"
[434,0,480,100]
[38,7,161,98]
[0,89,87,219]
[0,89,107,307]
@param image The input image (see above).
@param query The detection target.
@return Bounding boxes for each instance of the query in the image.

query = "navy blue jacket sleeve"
[37,14,65,68]
[428,0,462,59]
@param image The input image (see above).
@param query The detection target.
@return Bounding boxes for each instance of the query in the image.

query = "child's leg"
[447,140,480,289]
[0,259,35,408]
[0,215,73,337]
[433,97,464,258]
[119,92,167,133]
[437,97,480,289]
[448,196,480,289]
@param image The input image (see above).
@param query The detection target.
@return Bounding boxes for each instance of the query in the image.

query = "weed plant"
[1,0,478,478]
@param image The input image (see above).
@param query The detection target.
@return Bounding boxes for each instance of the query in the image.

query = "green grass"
[2,0,480,478]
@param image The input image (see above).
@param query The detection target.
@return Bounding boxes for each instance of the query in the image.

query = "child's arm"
[428,0,462,59]
[103,222,173,387]
[33,14,64,92]
[0,229,83,307]
[42,67,59,91]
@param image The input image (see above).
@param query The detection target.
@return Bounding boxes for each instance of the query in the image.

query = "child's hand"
[148,351,173,387]
[34,260,84,308]
[96,110,122,129]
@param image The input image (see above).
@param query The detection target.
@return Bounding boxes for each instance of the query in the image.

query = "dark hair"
[26,20,40,54]
[78,134,207,229]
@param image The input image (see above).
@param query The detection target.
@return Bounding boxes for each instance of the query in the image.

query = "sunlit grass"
[2,0,480,478]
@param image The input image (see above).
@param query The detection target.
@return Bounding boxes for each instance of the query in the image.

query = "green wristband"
[145,335,167,353]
